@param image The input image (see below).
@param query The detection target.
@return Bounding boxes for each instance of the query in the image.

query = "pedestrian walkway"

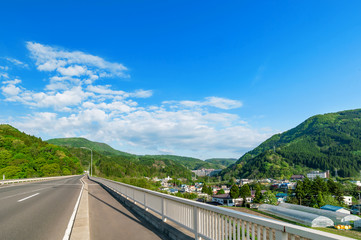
[83,178,166,240]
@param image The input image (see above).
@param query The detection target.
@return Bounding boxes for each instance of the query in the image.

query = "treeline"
[66,147,192,180]
[0,125,83,178]
[289,177,352,208]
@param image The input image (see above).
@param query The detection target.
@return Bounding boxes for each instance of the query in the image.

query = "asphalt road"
[0,175,83,240]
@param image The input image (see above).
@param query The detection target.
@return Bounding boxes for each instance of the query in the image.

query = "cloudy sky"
[1,1,361,159]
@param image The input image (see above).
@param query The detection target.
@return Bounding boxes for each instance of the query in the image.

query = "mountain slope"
[0,124,83,178]
[148,155,223,169]
[47,137,133,157]
[47,139,193,179]
[222,109,361,179]
[205,158,237,168]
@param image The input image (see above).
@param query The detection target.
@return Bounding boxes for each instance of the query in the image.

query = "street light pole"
[81,147,92,176]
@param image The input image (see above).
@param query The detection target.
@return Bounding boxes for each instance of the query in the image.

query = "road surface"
[0,175,83,240]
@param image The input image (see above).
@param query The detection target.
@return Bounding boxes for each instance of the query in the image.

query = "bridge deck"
[83,178,166,240]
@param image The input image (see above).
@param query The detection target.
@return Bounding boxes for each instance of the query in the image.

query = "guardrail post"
[144,192,148,211]
[162,197,167,222]
[193,206,199,240]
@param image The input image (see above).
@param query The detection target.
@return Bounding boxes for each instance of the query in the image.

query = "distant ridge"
[205,158,237,168]
[46,137,133,157]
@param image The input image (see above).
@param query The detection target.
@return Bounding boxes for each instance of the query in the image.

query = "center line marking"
[18,193,39,202]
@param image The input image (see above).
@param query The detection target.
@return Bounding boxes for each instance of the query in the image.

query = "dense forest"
[146,155,224,169]
[221,109,361,179]
[54,144,193,180]
[47,137,132,157]
[48,138,224,170]
[205,158,237,168]
[0,124,83,179]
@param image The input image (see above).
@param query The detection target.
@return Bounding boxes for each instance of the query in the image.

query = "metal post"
[193,206,199,240]
[162,197,167,222]
[80,147,93,176]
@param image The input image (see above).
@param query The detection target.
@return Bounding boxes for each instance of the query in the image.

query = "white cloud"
[164,97,242,110]
[5,57,28,68]
[57,65,87,76]
[1,79,22,96]
[26,42,129,79]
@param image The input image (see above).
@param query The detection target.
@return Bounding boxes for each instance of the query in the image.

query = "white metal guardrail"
[90,176,355,240]
[0,175,75,185]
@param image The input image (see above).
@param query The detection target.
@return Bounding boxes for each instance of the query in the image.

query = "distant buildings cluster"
[191,168,222,177]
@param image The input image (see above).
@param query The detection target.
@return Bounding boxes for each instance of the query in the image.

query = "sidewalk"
[83,177,166,240]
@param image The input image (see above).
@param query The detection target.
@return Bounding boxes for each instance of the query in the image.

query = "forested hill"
[47,138,192,179]
[205,158,237,168]
[0,124,83,179]
[48,137,225,170]
[47,137,132,157]
[147,155,224,169]
[221,109,361,179]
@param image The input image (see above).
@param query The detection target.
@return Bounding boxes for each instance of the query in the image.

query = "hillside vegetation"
[50,142,192,180]
[222,109,361,179]
[47,137,224,170]
[47,137,132,157]
[0,125,82,179]
[205,158,237,168]
[148,155,224,169]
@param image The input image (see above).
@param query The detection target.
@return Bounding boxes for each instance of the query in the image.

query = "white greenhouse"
[279,203,360,225]
[258,204,334,227]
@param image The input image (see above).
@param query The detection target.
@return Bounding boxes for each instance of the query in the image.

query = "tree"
[261,191,277,205]
[216,189,225,195]
[202,183,213,195]
[230,184,240,199]
[295,181,305,205]
[253,183,262,203]
[239,184,251,206]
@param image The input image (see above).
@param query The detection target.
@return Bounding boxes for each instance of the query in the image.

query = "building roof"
[290,175,305,179]
[212,193,231,199]
[276,193,288,198]
[320,205,344,212]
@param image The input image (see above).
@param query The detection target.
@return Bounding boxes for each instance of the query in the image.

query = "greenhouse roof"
[320,205,344,212]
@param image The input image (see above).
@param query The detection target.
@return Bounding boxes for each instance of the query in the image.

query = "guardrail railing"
[0,175,75,185]
[90,176,354,240]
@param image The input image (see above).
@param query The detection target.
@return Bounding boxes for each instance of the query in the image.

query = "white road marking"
[0,187,49,201]
[62,177,84,240]
[17,193,40,202]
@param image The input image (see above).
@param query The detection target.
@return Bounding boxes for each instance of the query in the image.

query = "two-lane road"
[0,175,83,240]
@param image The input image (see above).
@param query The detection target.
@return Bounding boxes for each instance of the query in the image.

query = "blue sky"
[1,1,361,159]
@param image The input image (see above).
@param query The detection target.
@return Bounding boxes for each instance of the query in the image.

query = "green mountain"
[0,124,83,179]
[205,158,237,168]
[221,109,361,179]
[48,137,225,170]
[47,137,132,157]
[48,139,192,179]
[147,155,224,169]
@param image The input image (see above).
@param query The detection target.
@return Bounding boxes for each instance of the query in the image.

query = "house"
[250,190,267,197]
[276,193,288,203]
[290,175,305,181]
[212,194,242,206]
[343,196,353,206]
[320,205,350,214]
[307,170,330,180]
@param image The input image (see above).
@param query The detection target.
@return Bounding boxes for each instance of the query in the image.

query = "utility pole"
[81,147,93,176]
